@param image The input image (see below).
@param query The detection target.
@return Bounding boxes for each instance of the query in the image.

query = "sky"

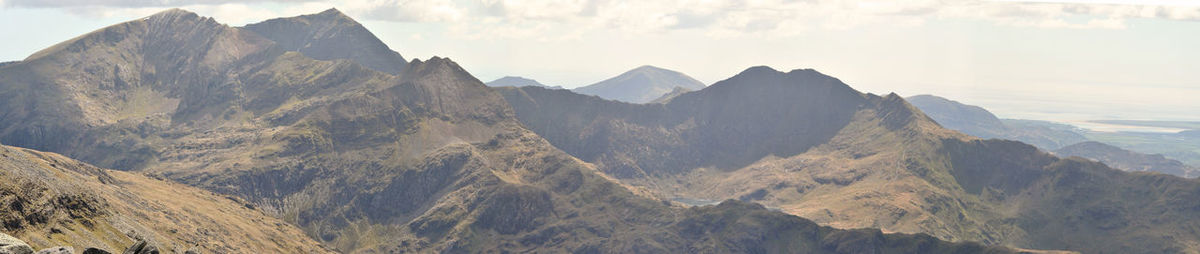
[0,0,1198,123]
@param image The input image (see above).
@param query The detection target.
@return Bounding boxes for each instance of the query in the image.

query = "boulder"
[81,248,111,254]
[0,233,34,254]
[34,247,73,254]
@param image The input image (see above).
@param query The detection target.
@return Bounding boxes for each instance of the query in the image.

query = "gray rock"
[120,241,157,254]
[81,248,111,254]
[0,233,34,254]
[34,247,73,254]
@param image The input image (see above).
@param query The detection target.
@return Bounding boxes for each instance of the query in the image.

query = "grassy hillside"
[0,144,330,253]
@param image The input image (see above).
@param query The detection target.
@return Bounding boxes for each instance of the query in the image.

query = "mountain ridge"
[243,8,408,74]
[1055,141,1199,177]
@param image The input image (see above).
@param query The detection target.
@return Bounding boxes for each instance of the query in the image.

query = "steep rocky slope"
[0,9,1014,253]
[573,65,706,103]
[499,67,1200,253]
[242,8,408,74]
[0,144,330,253]
[1055,141,1199,177]
[906,95,1086,150]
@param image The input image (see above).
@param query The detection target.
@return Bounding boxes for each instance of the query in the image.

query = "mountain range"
[905,95,1087,150]
[1055,141,1199,178]
[499,67,1200,253]
[0,8,1031,253]
[908,94,1198,178]
[572,65,706,103]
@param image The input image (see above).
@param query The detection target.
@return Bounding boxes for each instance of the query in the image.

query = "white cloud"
[5,0,1199,37]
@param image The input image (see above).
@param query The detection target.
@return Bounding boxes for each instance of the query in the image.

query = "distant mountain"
[0,144,329,253]
[502,67,1200,253]
[0,61,16,68]
[0,9,1013,253]
[649,86,692,104]
[907,95,1087,150]
[485,76,562,89]
[243,8,407,74]
[573,65,706,103]
[1056,141,1200,178]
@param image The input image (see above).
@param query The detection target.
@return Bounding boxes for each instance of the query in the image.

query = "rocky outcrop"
[0,144,329,253]
[34,247,72,254]
[0,233,34,254]
[119,241,156,254]
[80,248,109,254]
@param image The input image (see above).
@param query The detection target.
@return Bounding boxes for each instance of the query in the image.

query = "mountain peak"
[148,8,197,19]
[317,7,346,16]
[631,65,666,72]
[243,9,408,74]
[573,65,706,103]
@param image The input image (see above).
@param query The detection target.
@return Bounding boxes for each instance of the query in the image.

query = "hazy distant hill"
[649,86,693,104]
[573,65,706,103]
[907,95,1200,176]
[0,8,1014,253]
[906,95,1087,150]
[485,76,563,89]
[1055,141,1199,178]
[502,67,1200,253]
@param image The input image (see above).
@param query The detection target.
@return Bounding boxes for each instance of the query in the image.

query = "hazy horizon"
[2,0,1197,123]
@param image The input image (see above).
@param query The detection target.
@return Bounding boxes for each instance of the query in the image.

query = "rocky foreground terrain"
[0,144,330,253]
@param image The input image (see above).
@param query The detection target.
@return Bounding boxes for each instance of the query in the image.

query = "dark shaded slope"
[942,138,1200,253]
[502,67,866,178]
[0,8,281,168]
[243,8,408,74]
